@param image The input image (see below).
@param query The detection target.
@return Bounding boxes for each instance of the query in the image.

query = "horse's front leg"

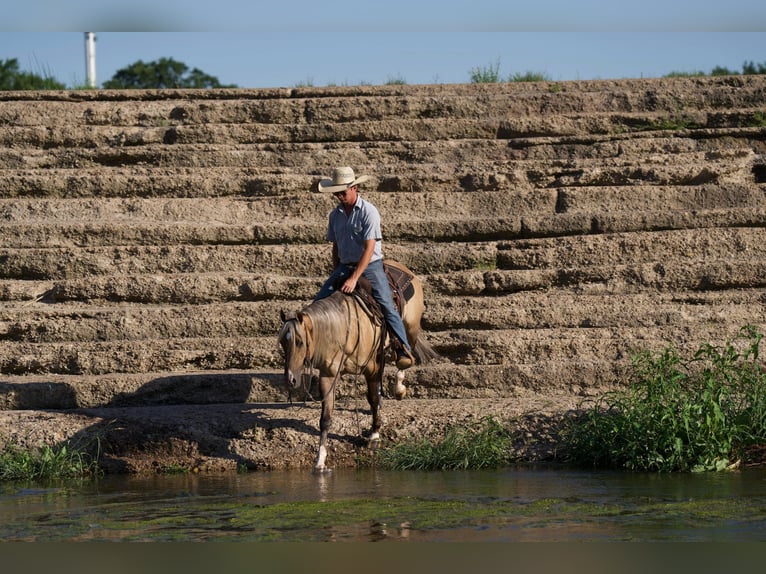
[365,369,383,447]
[314,375,335,473]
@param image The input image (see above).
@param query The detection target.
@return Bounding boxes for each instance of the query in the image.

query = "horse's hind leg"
[390,370,407,400]
[314,375,335,473]
[366,371,383,447]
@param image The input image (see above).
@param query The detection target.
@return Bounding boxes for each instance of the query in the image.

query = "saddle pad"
[384,263,415,303]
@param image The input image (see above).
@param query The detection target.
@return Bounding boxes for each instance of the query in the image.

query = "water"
[2,466,766,541]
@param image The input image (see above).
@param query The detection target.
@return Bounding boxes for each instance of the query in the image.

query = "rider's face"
[334,185,358,206]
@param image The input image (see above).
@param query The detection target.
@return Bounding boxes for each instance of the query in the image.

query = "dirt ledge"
[0,392,583,474]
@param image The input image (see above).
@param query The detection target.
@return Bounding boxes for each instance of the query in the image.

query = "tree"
[710,65,738,76]
[102,57,236,89]
[741,60,766,75]
[0,58,65,90]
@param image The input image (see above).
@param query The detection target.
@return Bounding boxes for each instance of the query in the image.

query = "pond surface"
[2,465,766,541]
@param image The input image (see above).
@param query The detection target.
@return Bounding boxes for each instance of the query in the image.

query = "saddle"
[334,262,415,325]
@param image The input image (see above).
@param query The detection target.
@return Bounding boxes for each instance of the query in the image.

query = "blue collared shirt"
[327,196,383,265]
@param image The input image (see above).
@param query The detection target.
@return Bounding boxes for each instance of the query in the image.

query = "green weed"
[645,116,701,131]
[474,258,497,271]
[0,439,101,481]
[508,71,551,82]
[562,326,766,472]
[469,59,502,83]
[747,111,766,127]
[377,416,513,470]
[385,74,407,85]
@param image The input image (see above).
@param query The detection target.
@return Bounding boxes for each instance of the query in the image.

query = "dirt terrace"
[0,76,765,472]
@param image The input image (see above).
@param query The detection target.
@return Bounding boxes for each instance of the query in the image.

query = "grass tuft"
[0,439,101,481]
[377,416,513,470]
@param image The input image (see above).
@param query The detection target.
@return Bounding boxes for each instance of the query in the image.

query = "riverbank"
[0,390,582,473]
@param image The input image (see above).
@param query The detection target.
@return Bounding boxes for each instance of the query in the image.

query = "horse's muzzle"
[284,367,300,390]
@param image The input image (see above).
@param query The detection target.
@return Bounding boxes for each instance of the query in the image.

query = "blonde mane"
[303,292,355,361]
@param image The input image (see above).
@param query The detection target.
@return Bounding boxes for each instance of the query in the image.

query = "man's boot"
[395,345,415,370]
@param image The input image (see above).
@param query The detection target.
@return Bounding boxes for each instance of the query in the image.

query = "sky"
[2,2,766,89]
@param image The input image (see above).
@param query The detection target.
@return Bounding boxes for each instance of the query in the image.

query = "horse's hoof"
[394,386,406,400]
[312,466,332,475]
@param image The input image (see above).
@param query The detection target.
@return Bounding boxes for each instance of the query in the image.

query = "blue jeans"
[315,259,411,352]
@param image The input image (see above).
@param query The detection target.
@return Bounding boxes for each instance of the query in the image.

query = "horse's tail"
[413,335,440,365]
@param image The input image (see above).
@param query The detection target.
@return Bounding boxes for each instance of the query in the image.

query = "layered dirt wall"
[1,76,765,472]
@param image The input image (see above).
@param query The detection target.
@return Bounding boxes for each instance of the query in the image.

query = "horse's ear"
[281,310,297,322]
[297,311,312,330]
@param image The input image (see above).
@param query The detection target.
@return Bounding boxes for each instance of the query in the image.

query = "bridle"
[281,316,315,402]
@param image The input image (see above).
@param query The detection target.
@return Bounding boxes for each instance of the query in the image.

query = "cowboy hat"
[317,166,371,193]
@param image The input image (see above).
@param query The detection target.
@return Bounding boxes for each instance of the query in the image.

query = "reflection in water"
[2,466,766,541]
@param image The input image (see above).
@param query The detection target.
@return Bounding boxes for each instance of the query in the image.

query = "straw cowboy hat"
[317,166,371,193]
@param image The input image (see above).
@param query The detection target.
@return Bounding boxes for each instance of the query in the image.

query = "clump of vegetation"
[0,58,65,90]
[469,59,503,83]
[509,71,551,82]
[377,416,513,470]
[385,74,407,85]
[562,326,766,472]
[747,111,766,128]
[665,60,766,78]
[0,439,101,481]
[645,116,702,131]
[469,59,551,83]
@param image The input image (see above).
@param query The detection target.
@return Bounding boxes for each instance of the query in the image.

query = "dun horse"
[278,260,437,472]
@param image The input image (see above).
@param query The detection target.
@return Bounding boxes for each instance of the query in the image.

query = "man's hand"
[341,276,358,294]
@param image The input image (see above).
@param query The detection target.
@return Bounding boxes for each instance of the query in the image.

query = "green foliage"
[644,116,701,131]
[474,258,497,271]
[665,70,707,78]
[711,66,738,76]
[377,416,513,470]
[0,439,101,481]
[385,74,407,85]
[741,60,766,75]
[665,60,766,78]
[0,58,65,90]
[102,57,236,89]
[470,60,553,84]
[509,71,551,82]
[562,326,766,472]
[469,59,502,83]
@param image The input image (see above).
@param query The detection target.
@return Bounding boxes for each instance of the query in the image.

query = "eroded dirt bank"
[1,77,765,472]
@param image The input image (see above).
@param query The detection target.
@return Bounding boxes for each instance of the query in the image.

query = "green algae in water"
[3,492,766,542]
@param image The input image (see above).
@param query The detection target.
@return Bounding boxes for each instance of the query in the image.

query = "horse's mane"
[303,293,355,360]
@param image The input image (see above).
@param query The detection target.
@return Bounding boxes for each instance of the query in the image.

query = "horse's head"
[278,309,313,392]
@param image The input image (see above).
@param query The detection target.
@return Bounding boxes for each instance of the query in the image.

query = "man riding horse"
[314,166,415,370]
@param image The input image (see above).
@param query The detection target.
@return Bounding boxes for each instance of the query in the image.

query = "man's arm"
[341,239,376,294]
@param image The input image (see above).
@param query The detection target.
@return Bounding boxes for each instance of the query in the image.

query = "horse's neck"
[305,296,369,364]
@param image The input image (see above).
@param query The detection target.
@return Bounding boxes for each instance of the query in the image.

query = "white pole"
[84,32,97,88]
